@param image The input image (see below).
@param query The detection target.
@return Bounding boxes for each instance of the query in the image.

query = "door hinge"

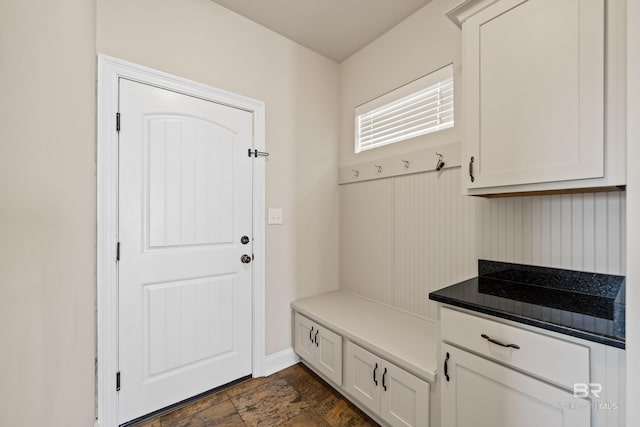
[247,149,269,158]
[116,113,121,132]
[116,371,121,391]
[116,242,121,262]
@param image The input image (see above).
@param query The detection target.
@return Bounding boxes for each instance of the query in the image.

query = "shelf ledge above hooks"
[338,142,461,185]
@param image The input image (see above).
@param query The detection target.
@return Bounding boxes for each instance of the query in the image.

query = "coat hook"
[352,169,359,178]
[402,159,410,169]
[375,164,382,174]
[435,152,445,171]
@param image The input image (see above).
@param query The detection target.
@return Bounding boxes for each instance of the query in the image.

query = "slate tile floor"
[133,363,379,426]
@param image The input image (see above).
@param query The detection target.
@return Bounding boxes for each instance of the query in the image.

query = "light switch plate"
[268,208,284,225]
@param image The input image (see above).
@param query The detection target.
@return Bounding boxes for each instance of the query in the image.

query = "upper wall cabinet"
[448,0,626,195]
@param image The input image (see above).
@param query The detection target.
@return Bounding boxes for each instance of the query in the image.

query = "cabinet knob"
[309,326,314,343]
[314,330,319,346]
[469,156,475,183]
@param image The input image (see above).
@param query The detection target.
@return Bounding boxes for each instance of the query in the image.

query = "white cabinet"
[345,341,430,427]
[440,307,590,389]
[449,0,625,194]
[294,312,342,385]
[439,307,625,427]
[441,342,590,427]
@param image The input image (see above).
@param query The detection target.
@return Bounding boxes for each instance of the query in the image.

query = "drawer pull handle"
[373,363,378,385]
[314,330,319,346]
[309,326,314,343]
[481,333,520,350]
[444,352,450,382]
[382,367,388,391]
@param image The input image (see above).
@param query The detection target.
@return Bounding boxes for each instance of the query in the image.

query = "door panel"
[145,274,235,377]
[147,116,234,248]
[464,0,604,188]
[441,343,590,427]
[316,327,343,385]
[118,78,253,423]
[381,362,430,427]
[345,341,382,414]
[294,313,315,362]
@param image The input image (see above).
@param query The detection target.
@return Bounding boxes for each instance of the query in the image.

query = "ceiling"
[210,0,434,62]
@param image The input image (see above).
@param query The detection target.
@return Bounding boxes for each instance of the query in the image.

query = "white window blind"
[355,64,454,153]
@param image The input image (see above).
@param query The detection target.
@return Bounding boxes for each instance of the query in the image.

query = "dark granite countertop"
[429,260,625,349]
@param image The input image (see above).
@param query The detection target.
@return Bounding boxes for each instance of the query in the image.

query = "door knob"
[241,236,250,244]
[240,254,252,264]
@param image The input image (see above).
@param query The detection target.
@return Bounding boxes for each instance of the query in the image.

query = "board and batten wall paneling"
[340,167,625,321]
[340,167,477,320]
[394,168,477,319]
[339,179,395,305]
[477,192,626,276]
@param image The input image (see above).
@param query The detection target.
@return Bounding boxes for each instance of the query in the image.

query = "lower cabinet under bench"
[291,291,439,427]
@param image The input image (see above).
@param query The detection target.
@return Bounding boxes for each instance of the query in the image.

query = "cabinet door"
[345,341,382,414]
[464,0,604,189]
[441,343,590,427]
[381,362,430,427]
[294,313,315,362]
[316,326,343,385]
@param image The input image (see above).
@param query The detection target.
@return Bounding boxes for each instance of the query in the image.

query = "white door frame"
[96,54,266,427]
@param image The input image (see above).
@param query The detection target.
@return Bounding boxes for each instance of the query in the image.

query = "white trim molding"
[262,348,300,377]
[96,54,267,427]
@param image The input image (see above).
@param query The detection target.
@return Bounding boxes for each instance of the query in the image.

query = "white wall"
[477,192,626,276]
[340,168,477,320]
[626,0,640,421]
[96,0,340,355]
[338,0,471,319]
[339,0,462,169]
[0,1,96,426]
[338,0,627,320]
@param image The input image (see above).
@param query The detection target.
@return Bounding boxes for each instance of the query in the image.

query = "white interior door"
[117,78,254,424]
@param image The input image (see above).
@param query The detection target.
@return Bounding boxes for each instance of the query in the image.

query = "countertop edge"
[429,294,625,350]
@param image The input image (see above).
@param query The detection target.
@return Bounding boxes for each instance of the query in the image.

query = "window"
[355,64,454,153]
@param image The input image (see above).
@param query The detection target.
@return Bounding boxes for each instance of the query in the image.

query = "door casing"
[96,54,266,427]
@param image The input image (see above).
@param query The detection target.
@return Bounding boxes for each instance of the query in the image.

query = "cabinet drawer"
[441,308,589,389]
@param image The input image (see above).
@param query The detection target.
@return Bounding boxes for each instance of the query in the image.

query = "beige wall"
[0,0,96,426]
[97,0,340,355]
[1,0,339,424]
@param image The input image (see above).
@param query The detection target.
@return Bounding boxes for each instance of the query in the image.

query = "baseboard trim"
[261,347,300,377]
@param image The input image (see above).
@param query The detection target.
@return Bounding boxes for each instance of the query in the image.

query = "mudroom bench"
[291,291,438,427]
